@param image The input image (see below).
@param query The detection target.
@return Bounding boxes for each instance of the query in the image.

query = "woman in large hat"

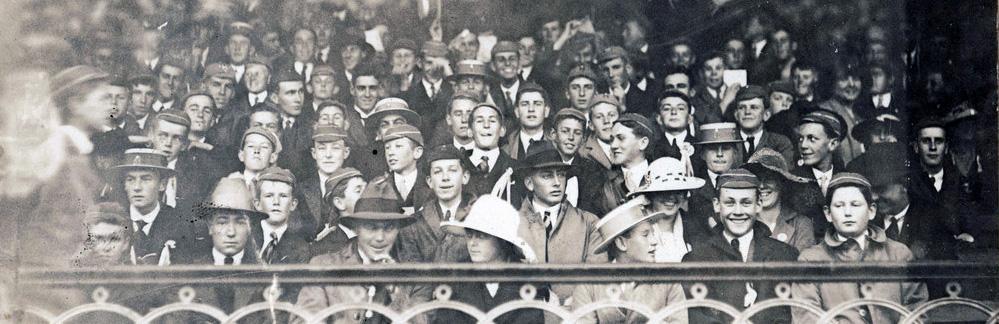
[571,197,688,324]
[742,148,816,251]
[628,157,709,262]
[432,195,544,324]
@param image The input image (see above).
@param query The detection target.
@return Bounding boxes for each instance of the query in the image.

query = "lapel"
[707,231,743,261]
[582,136,612,169]
[503,130,522,160]
[300,174,324,227]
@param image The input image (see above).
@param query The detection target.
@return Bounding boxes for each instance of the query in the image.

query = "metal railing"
[6,262,999,323]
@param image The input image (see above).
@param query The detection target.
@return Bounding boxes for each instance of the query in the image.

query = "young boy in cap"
[396,145,474,262]
[596,45,656,117]
[628,157,710,262]
[201,63,238,114]
[579,94,623,170]
[683,169,799,324]
[767,81,795,115]
[298,125,351,234]
[310,168,367,256]
[791,109,847,239]
[306,64,344,112]
[733,85,795,162]
[295,188,430,324]
[549,108,605,213]
[466,103,517,197]
[503,82,551,160]
[254,166,311,264]
[516,144,605,304]
[791,173,928,324]
[229,126,282,194]
[563,64,598,113]
[350,97,421,179]
[451,60,491,106]
[598,113,658,215]
[146,109,216,213]
[368,124,433,213]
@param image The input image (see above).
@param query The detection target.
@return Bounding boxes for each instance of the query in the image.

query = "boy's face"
[553,118,585,157]
[566,77,595,110]
[700,143,738,173]
[589,103,620,142]
[916,127,947,169]
[610,123,647,165]
[86,222,130,263]
[657,96,690,132]
[470,106,504,149]
[129,83,156,118]
[515,91,548,130]
[427,159,468,202]
[249,111,280,135]
[797,123,838,167]
[312,139,349,175]
[256,180,297,226]
[210,212,252,256]
[714,188,759,237]
[446,98,476,141]
[824,186,875,238]
[384,138,422,173]
[334,177,367,214]
[124,169,164,211]
[735,98,768,132]
[238,134,277,172]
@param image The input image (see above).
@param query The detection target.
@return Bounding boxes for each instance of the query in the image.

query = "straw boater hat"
[440,195,538,262]
[695,123,743,145]
[197,178,268,221]
[340,185,415,226]
[628,157,705,198]
[742,148,809,183]
[367,97,422,128]
[593,196,663,254]
[113,148,176,177]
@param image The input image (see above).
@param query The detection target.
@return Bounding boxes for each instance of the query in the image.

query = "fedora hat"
[742,148,809,183]
[440,195,538,262]
[447,59,493,82]
[341,185,415,225]
[695,123,742,145]
[113,148,176,177]
[197,178,268,221]
[851,113,905,143]
[628,157,705,197]
[367,97,422,128]
[592,196,663,254]
[513,142,572,180]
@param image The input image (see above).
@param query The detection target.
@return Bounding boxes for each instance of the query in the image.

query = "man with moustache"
[579,94,622,170]
[683,169,799,324]
[818,62,865,166]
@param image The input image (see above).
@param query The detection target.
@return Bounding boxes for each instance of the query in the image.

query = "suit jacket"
[253,225,312,264]
[397,197,471,262]
[297,172,328,236]
[518,200,606,299]
[169,247,267,321]
[623,81,658,118]
[597,168,630,217]
[466,150,517,197]
[872,199,956,262]
[432,282,545,324]
[906,161,966,237]
[571,282,688,324]
[293,240,431,324]
[172,149,216,218]
[740,130,795,163]
[277,116,317,177]
[770,206,817,252]
[791,164,842,240]
[682,222,799,324]
[501,129,550,161]
[690,85,726,125]
[403,74,454,135]
[367,169,434,212]
[653,131,698,160]
[130,205,199,263]
[578,136,613,170]
[568,155,607,215]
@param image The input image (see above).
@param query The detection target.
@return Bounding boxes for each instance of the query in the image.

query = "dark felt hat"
[514,141,572,180]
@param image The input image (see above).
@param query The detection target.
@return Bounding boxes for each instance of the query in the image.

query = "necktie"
[429,82,437,99]
[885,217,900,240]
[505,90,513,106]
[818,174,829,195]
[445,209,453,221]
[133,220,148,253]
[295,61,304,74]
[262,232,279,263]
[284,118,294,130]
[527,138,539,151]
[670,138,678,149]
[746,136,756,155]
[543,211,553,238]
[224,256,234,265]
[931,173,941,192]
[478,156,490,173]
[730,238,742,261]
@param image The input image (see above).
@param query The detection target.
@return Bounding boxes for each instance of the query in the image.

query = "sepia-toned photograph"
[0,0,996,322]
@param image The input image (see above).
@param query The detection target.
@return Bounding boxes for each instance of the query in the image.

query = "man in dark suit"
[299,125,352,236]
[273,27,319,83]
[683,169,799,324]
[652,90,698,160]
[252,167,312,264]
[310,168,367,256]
[269,69,313,176]
[145,110,213,216]
[855,63,906,122]
[596,46,657,118]
[220,23,257,87]
[689,52,733,125]
[502,82,551,160]
[906,118,972,240]
[549,109,605,214]
[466,103,517,197]
[125,73,159,135]
[489,41,524,125]
[349,97,422,179]
[688,123,743,228]
[397,145,473,262]
[151,58,186,112]
[733,85,796,163]
[404,40,453,136]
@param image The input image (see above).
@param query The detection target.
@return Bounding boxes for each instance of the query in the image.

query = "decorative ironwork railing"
[5,262,999,323]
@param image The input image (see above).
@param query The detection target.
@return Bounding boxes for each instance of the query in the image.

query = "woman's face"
[758,178,782,209]
[616,221,657,263]
[466,230,506,263]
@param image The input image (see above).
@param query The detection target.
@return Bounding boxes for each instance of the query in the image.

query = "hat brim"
[446,72,495,83]
[440,220,528,252]
[592,211,664,255]
[743,162,810,183]
[693,139,743,145]
[112,165,177,177]
[626,179,706,198]
[195,205,269,221]
[367,109,422,128]
[341,212,416,225]
[513,162,574,180]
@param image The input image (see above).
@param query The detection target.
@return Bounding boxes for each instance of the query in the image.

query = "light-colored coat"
[579,135,612,170]
[518,200,607,300]
[571,282,689,324]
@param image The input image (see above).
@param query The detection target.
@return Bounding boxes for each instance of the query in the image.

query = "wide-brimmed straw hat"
[440,195,537,262]
[628,157,705,197]
[592,196,663,254]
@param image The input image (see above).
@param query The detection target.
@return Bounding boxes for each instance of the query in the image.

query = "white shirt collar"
[873,93,892,107]
[470,147,500,171]
[339,223,357,239]
[653,215,690,262]
[129,203,161,234]
[422,78,443,98]
[500,79,520,100]
[664,131,688,145]
[519,130,544,151]
[885,204,910,230]
[532,199,561,227]
[58,125,94,154]
[213,248,245,265]
[250,91,268,105]
[596,138,613,160]
[812,167,834,181]
[621,159,650,191]
[260,220,289,245]
[318,172,331,196]
[707,170,720,188]
[393,168,419,197]
[636,78,648,91]
[722,229,754,262]
[438,199,462,221]
[836,232,868,251]
[741,129,764,147]
[136,114,149,129]
[453,138,475,151]
[706,84,727,100]
[520,66,533,80]
[355,105,374,120]
[930,169,944,191]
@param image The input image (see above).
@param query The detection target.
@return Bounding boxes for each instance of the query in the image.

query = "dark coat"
[297,171,328,236]
[790,164,842,240]
[518,200,607,300]
[403,74,454,135]
[431,282,545,324]
[309,225,351,257]
[739,130,795,164]
[397,197,471,262]
[568,155,607,215]
[597,167,629,217]
[501,129,550,161]
[623,81,658,118]
[906,161,965,237]
[252,225,312,265]
[130,205,199,263]
[872,199,957,262]
[690,85,726,125]
[168,246,266,323]
[466,150,517,197]
[652,131,698,160]
[682,222,799,324]
[367,169,435,212]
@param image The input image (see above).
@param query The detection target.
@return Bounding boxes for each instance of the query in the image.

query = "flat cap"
[566,64,598,83]
[453,60,490,78]
[596,46,628,63]
[616,113,659,141]
[241,126,282,154]
[247,54,272,69]
[311,64,336,78]
[382,124,424,146]
[422,40,449,58]
[203,63,237,80]
[312,125,349,142]
[51,65,110,99]
[472,103,504,120]
[226,22,259,46]
[451,89,483,102]
[324,167,364,194]
[425,145,468,164]
[258,166,296,184]
[768,81,795,96]
[717,168,760,190]
[735,85,768,102]
[800,109,846,139]
[390,38,419,53]
[827,172,872,192]
[491,41,519,57]
[154,109,192,127]
[852,114,905,143]
[588,94,620,110]
[554,108,587,125]
[272,68,304,84]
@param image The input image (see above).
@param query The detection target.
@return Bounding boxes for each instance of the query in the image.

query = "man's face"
[157,65,184,99]
[317,105,346,128]
[378,114,409,139]
[427,159,468,202]
[334,177,367,214]
[869,66,892,94]
[355,220,400,259]
[553,118,585,157]
[249,111,280,135]
[601,58,630,88]
[541,20,562,44]
[245,64,270,93]
[312,139,349,175]
[205,76,235,108]
[384,138,421,173]
[866,43,888,64]
[526,168,567,206]
[824,186,875,238]
[390,48,417,75]
[422,55,449,80]
[129,84,156,118]
[714,188,759,237]
[566,77,595,110]
[492,51,520,81]
[273,81,305,116]
[183,95,215,133]
[792,68,817,97]
[292,29,316,62]
[238,133,277,172]
[341,45,364,70]
[351,76,381,112]
[471,106,504,149]
[263,31,282,53]
[872,183,907,216]
[833,75,863,102]
[226,35,253,64]
[724,39,746,69]
[518,37,537,67]
[446,98,476,141]
[515,91,548,129]
[70,83,113,133]
[209,212,252,256]
[798,123,838,167]
[455,37,479,61]
[150,120,189,161]
[657,96,690,132]
[124,170,164,211]
[773,30,793,60]
[735,98,768,132]
[457,76,486,96]
[257,180,297,226]
[86,222,130,263]
[108,85,129,123]
[572,44,594,65]
[662,73,691,95]
[310,74,338,100]
[701,57,725,89]
[769,91,794,113]
[622,21,645,50]
[670,44,694,68]
[916,127,947,169]
[314,23,333,48]
[700,143,738,173]
[610,123,647,165]
[589,103,620,142]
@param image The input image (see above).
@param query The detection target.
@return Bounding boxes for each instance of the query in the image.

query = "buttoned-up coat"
[518,200,606,300]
